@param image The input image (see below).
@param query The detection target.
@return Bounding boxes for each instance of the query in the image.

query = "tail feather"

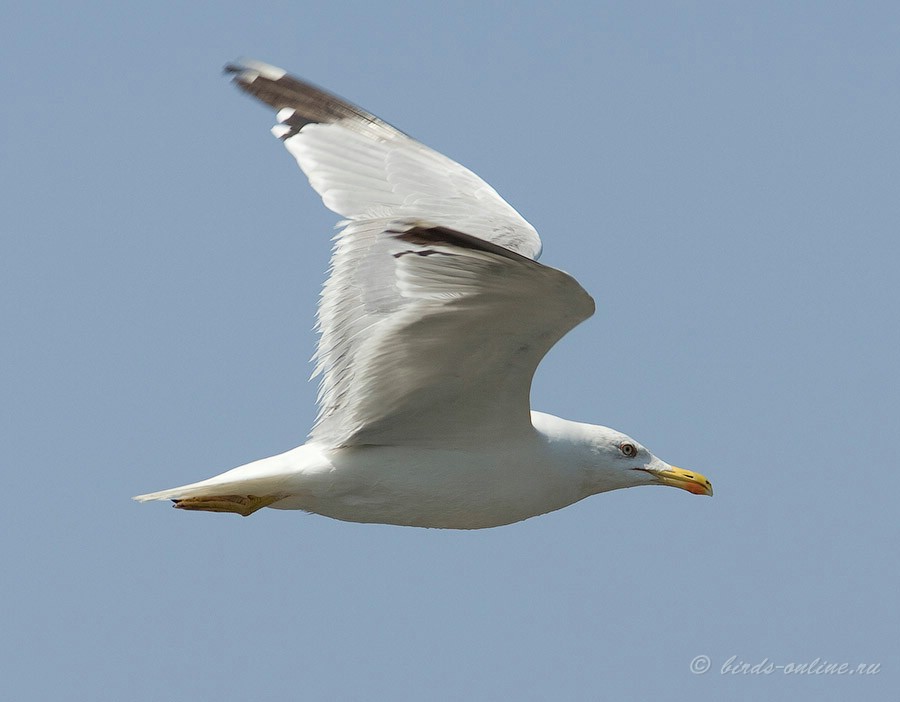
[132,447,314,505]
[133,476,270,503]
[133,480,223,503]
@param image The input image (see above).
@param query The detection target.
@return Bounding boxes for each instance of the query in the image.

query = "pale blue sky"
[3,2,898,700]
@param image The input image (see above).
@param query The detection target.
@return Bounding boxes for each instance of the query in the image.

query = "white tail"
[133,445,319,504]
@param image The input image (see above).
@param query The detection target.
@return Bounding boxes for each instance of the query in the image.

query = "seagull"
[134,59,712,529]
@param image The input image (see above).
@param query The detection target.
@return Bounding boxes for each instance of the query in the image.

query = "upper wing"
[226,60,593,447]
[225,59,542,259]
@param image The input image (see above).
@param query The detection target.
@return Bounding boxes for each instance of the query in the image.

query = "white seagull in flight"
[134,59,712,528]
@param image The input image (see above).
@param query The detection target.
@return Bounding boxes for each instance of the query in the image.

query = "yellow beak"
[654,466,713,496]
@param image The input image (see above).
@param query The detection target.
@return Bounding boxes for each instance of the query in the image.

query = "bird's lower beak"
[653,466,713,496]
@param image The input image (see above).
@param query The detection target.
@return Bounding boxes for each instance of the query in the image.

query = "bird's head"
[588,428,713,496]
[531,414,713,498]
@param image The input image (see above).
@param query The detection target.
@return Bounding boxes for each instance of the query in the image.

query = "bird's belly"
[272,444,582,529]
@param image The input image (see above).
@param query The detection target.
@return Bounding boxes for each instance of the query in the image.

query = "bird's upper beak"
[643,465,713,496]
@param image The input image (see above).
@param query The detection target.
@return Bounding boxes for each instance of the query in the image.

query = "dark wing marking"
[225,60,403,139]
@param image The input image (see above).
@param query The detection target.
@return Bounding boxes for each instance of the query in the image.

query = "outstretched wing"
[227,60,593,448]
[225,59,542,259]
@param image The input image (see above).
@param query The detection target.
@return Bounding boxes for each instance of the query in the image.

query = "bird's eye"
[620,442,637,457]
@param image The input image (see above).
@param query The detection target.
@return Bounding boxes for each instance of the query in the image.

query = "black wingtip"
[221,58,405,139]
